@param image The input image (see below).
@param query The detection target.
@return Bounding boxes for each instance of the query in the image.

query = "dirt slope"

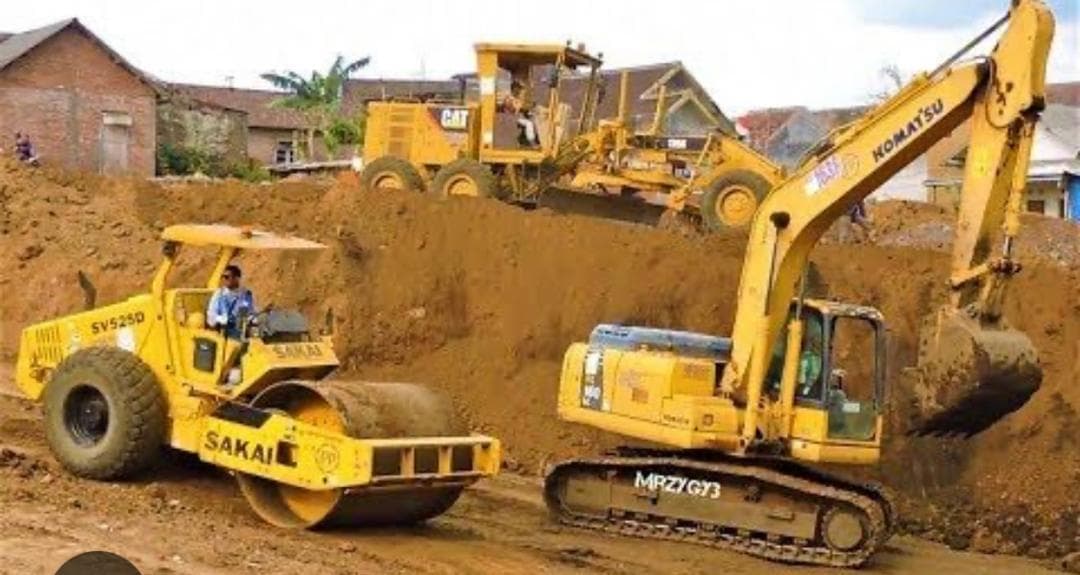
[0,161,1076,561]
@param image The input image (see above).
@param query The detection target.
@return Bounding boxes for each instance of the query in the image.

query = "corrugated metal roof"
[1040,104,1080,154]
[1048,81,1080,107]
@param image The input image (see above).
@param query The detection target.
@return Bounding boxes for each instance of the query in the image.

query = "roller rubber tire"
[43,346,167,480]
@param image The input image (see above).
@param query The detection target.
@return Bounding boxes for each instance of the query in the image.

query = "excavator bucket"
[908,308,1041,437]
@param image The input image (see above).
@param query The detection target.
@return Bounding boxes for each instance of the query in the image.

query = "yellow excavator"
[545,0,1052,567]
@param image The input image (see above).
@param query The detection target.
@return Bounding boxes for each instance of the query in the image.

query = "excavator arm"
[722,0,1054,444]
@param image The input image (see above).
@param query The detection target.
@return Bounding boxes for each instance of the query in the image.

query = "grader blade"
[909,308,1041,437]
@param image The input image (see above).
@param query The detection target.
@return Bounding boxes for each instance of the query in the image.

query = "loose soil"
[0,161,1076,572]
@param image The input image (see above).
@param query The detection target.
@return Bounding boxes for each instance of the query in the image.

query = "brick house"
[0,19,158,176]
[174,78,463,166]
[168,83,313,166]
[156,89,249,172]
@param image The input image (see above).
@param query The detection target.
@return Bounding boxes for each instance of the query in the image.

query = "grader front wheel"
[700,170,773,231]
[235,380,466,529]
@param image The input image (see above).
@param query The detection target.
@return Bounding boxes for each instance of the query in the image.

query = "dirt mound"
[1,160,1077,559]
[872,200,1080,267]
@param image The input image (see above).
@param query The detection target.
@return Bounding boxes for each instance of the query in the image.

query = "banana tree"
[261,55,370,161]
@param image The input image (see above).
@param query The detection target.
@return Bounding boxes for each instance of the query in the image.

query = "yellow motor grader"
[14,224,500,528]
[359,42,783,230]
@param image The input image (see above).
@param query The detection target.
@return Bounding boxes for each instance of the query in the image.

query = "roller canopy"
[161,224,326,250]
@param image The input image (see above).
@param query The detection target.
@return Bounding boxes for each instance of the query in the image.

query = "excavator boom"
[722,0,1054,440]
[546,2,1055,567]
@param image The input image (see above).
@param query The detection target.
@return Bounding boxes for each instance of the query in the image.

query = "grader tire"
[43,347,167,480]
[360,156,425,193]
[431,159,501,199]
[700,170,773,231]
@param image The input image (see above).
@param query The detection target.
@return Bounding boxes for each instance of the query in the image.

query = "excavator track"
[544,448,895,568]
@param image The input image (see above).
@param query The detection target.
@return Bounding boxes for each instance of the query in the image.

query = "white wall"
[872,154,928,201]
[1027,182,1065,218]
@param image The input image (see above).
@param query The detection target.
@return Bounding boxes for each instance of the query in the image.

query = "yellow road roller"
[14,224,500,528]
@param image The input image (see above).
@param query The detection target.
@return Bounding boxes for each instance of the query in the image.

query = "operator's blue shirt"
[206,287,255,339]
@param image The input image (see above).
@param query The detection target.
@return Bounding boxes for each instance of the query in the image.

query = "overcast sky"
[8,0,1079,114]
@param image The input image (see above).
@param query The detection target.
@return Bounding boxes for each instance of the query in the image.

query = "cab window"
[765,307,825,402]
[824,315,879,441]
[795,311,825,402]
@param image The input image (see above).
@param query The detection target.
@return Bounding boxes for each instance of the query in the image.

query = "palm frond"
[328,54,346,77]
[259,72,301,92]
[341,56,371,77]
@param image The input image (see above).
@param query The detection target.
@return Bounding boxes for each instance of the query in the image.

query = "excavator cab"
[767,300,885,463]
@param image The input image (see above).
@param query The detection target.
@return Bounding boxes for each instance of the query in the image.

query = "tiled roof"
[738,105,868,155]
[341,78,460,112]
[1047,81,1080,107]
[531,61,732,134]
[0,18,74,71]
[544,62,673,128]
[168,83,312,130]
[0,18,160,92]
[736,107,803,151]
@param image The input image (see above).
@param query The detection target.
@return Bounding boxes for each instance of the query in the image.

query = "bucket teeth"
[910,379,1039,437]
[909,309,1041,437]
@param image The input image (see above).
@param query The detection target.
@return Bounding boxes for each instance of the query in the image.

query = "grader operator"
[15,224,500,529]
[546,0,1053,567]
[359,42,783,230]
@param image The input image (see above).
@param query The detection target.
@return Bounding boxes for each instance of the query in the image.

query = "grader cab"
[359,42,783,230]
[361,42,601,201]
[15,224,500,529]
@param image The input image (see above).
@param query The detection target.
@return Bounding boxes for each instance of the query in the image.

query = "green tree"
[261,55,370,160]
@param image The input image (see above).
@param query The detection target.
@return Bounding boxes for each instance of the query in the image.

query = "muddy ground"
[0,161,1077,572]
[0,384,1063,575]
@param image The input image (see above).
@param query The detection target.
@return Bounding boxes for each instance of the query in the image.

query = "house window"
[1026,199,1045,214]
[274,141,295,165]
